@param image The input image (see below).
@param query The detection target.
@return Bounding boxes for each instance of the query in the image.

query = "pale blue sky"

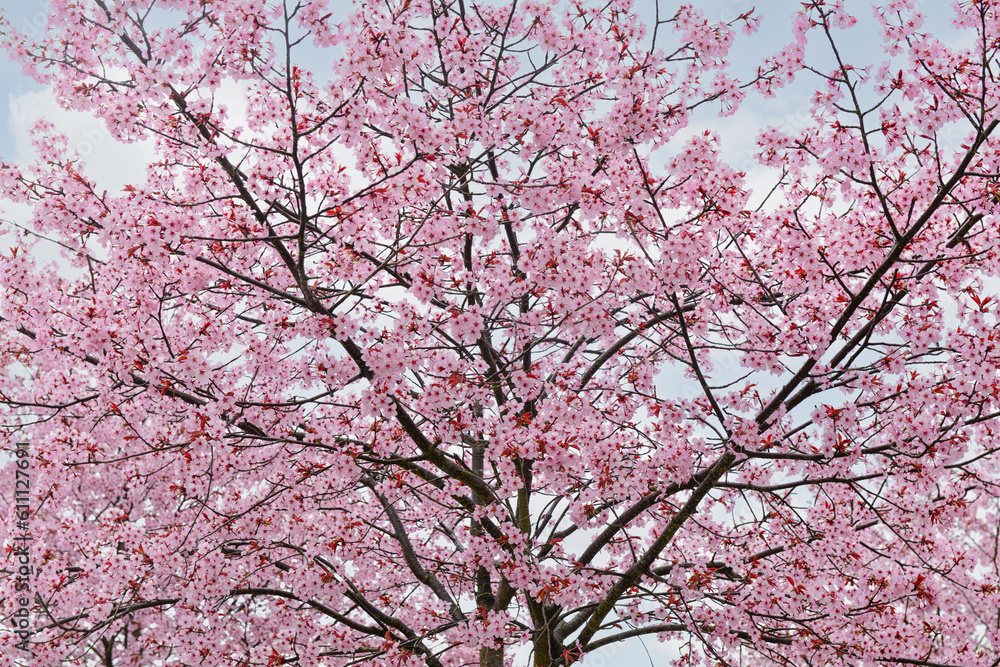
[0,0,819,162]
[0,1,44,158]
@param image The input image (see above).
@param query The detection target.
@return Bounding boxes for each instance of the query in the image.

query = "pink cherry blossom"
[2,1,1000,666]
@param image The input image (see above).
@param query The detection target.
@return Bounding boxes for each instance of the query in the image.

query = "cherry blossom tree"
[3,0,1000,665]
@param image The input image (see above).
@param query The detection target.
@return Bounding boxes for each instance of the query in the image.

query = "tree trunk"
[480,646,504,667]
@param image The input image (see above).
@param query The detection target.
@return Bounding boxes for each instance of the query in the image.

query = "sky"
[0,0,970,665]
[0,0,822,169]
[0,1,44,159]
[0,0,956,198]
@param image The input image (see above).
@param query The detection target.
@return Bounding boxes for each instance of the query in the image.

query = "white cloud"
[8,88,155,193]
